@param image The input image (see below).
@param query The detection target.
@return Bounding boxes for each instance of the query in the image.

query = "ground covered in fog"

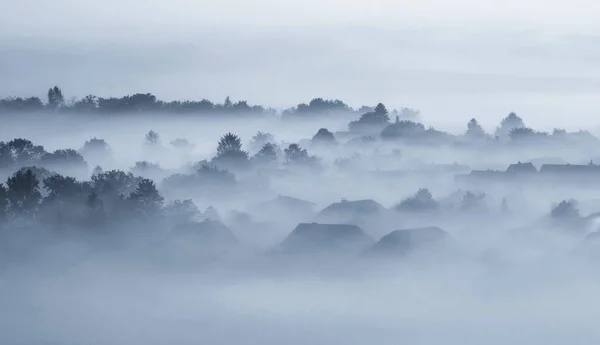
[2,95,600,344]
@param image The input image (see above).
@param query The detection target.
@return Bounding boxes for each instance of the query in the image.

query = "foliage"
[495,112,525,138]
[252,143,280,165]
[284,143,319,166]
[47,86,65,110]
[6,169,42,217]
[312,128,336,143]
[465,118,486,139]
[551,200,580,220]
[249,131,275,152]
[396,188,439,213]
[144,130,161,146]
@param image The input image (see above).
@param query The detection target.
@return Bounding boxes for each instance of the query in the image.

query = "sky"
[1,0,600,130]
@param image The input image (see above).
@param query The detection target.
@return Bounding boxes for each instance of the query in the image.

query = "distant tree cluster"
[0,87,273,117]
[0,139,87,174]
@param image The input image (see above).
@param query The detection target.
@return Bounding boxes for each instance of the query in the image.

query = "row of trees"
[0,87,272,116]
[0,87,421,119]
[345,103,596,145]
[0,166,210,231]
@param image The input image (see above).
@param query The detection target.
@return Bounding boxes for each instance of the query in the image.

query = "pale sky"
[1,0,600,130]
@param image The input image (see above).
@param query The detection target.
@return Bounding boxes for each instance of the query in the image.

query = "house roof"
[540,164,600,173]
[318,199,386,216]
[506,162,537,173]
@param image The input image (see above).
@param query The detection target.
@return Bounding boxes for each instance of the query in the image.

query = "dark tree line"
[0,86,421,120]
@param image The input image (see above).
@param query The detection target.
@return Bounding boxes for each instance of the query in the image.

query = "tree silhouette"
[0,183,8,221]
[43,174,86,203]
[92,170,142,198]
[6,169,42,217]
[348,103,391,132]
[495,112,525,138]
[374,103,388,116]
[249,131,275,152]
[3,138,46,166]
[216,133,243,156]
[466,118,486,139]
[396,188,439,213]
[47,86,65,110]
[41,149,87,169]
[85,192,105,227]
[223,96,233,109]
[284,143,319,166]
[551,200,579,220]
[82,138,111,155]
[144,130,161,146]
[129,179,164,216]
[460,191,487,212]
[312,128,336,144]
[165,199,201,225]
[252,143,280,165]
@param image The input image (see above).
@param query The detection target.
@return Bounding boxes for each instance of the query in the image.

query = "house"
[363,226,452,257]
[506,161,537,173]
[274,223,375,255]
[540,163,600,175]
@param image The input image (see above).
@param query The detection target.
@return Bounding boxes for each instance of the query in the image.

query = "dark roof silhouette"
[263,195,316,209]
[276,223,375,254]
[540,164,600,174]
[365,226,452,257]
[318,199,387,217]
[506,162,537,173]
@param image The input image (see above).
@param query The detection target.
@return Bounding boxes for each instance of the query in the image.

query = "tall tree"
[216,133,244,157]
[0,184,8,222]
[47,86,65,110]
[144,130,161,146]
[129,179,164,216]
[495,112,525,138]
[466,118,486,138]
[6,169,42,217]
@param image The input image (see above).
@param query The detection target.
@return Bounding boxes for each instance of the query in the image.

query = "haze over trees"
[2,86,600,345]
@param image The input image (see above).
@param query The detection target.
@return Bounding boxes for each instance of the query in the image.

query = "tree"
[460,191,488,212]
[85,192,105,227]
[312,128,337,144]
[47,86,65,110]
[0,184,8,222]
[223,96,233,109]
[2,138,46,167]
[380,120,426,139]
[165,199,201,225]
[349,104,391,132]
[43,174,86,203]
[129,179,164,216]
[284,143,319,166]
[374,103,388,116]
[92,170,142,198]
[551,200,579,220]
[466,118,486,139]
[82,138,111,155]
[495,112,525,138]
[6,169,42,217]
[396,188,439,213]
[170,138,195,151]
[252,143,280,165]
[144,130,161,146]
[92,165,103,176]
[216,133,243,156]
[249,131,275,152]
[41,149,87,169]
[71,95,97,112]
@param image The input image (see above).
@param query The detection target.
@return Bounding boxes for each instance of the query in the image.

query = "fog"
[3,1,600,343]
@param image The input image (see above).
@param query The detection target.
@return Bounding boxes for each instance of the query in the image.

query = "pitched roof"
[277,223,375,254]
